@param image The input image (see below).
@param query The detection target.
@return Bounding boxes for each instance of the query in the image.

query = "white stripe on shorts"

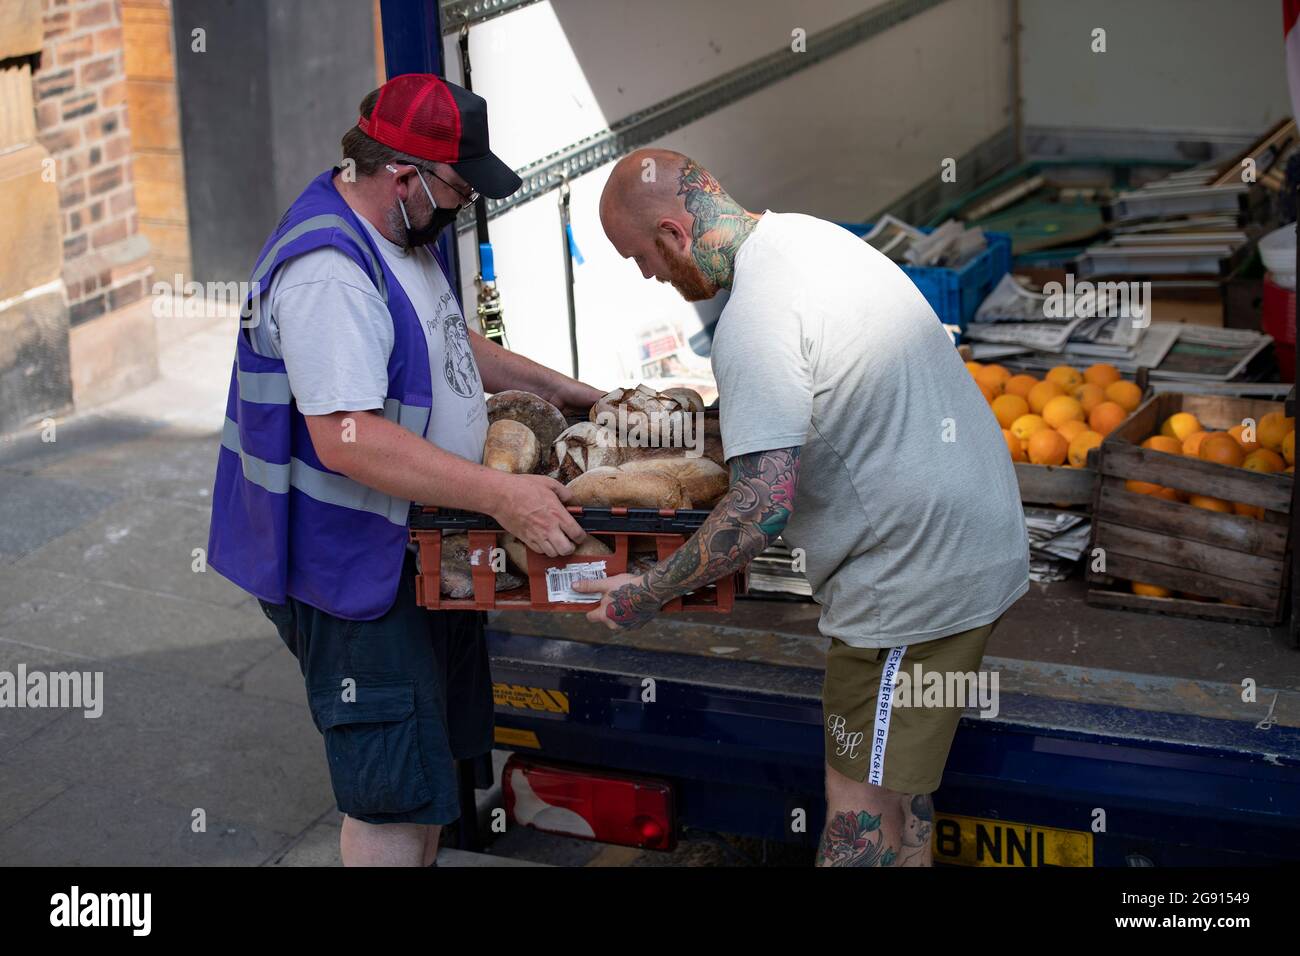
[868,646,907,787]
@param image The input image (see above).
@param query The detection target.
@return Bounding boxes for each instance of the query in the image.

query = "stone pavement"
[0,306,517,866]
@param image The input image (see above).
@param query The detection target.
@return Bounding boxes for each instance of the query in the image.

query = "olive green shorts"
[821,616,1001,794]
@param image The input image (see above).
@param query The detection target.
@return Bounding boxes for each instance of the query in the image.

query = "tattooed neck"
[676,161,759,290]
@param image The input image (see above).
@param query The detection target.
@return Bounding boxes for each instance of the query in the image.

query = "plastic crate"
[837,222,1012,332]
[409,506,746,614]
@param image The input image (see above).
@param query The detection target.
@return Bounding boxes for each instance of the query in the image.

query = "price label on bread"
[545,560,608,603]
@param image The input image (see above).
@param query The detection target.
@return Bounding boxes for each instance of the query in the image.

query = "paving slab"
[0,580,280,689]
[0,779,293,866]
[0,650,335,837]
[16,496,247,609]
[0,474,119,563]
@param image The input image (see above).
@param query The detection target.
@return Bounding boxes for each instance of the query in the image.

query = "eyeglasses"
[427,168,479,209]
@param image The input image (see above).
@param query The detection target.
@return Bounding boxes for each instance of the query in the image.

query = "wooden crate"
[1015,455,1098,507]
[1086,392,1293,625]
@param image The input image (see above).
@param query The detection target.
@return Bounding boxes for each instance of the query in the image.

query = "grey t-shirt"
[249,215,487,465]
[712,211,1029,648]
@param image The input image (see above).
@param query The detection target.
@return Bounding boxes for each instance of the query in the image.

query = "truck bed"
[486,578,1300,864]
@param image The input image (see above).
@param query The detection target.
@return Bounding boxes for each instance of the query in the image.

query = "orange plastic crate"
[409,507,745,614]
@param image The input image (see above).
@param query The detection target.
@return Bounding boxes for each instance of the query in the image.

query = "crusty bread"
[552,421,621,483]
[659,386,705,414]
[566,465,691,509]
[487,390,567,451]
[619,456,728,508]
[484,419,540,473]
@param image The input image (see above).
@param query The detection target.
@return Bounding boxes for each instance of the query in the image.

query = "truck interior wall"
[1020,0,1291,160]
[449,0,1013,383]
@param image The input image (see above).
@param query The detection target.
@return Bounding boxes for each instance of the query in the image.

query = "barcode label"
[545,561,607,603]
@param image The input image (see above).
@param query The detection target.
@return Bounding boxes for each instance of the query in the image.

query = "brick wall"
[34,0,151,327]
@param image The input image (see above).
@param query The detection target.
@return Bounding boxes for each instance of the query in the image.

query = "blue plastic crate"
[837,222,1012,335]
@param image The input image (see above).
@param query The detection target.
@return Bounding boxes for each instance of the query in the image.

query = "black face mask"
[397,168,458,247]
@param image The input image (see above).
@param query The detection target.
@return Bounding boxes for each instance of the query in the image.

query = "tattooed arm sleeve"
[603,446,801,628]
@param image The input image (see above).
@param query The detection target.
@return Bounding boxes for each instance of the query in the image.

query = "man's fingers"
[550,481,573,503]
[547,527,575,556]
[571,578,614,593]
[557,508,585,543]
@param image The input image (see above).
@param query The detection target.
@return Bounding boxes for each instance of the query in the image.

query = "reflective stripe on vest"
[221,399,430,526]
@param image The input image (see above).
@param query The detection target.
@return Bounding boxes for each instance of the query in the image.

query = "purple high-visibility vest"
[207,168,436,620]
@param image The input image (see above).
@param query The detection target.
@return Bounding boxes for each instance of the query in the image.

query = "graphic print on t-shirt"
[433,289,479,398]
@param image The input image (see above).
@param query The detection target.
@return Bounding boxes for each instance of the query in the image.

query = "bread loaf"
[439,533,524,597]
[659,386,705,414]
[619,456,728,508]
[552,421,621,483]
[487,390,567,451]
[484,419,539,473]
[566,466,692,509]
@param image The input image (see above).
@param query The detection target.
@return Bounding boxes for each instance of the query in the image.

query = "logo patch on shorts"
[826,713,863,760]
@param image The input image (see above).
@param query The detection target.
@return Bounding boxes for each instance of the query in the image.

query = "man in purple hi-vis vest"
[208,75,603,866]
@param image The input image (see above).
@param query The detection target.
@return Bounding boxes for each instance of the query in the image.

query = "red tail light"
[503,757,676,851]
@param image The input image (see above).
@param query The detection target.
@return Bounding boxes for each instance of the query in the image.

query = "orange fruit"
[1084,363,1122,387]
[976,380,997,403]
[1232,501,1265,520]
[964,361,983,376]
[1162,412,1202,442]
[1125,478,1163,496]
[1010,413,1048,443]
[975,364,1010,396]
[991,393,1030,429]
[1257,412,1294,452]
[1042,395,1085,429]
[1243,449,1285,473]
[1002,428,1026,462]
[1131,582,1171,598]
[1027,379,1065,414]
[1104,380,1143,412]
[1199,433,1245,468]
[1074,383,1106,414]
[1283,430,1294,467]
[1056,419,1089,442]
[1188,494,1232,513]
[1027,429,1068,466]
[1046,365,1083,391]
[1181,430,1209,456]
[1227,423,1259,453]
[1004,374,1038,399]
[1089,401,1127,437]
[1151,486,1180,501]
[1067,430,1102,467]
[1141,435,1183,455]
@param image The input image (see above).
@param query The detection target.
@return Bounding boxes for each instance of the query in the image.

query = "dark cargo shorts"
[258,549,493,825]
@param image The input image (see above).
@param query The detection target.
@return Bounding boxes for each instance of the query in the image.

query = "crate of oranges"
[965,359,1146,506]
[1084,392,1294,626]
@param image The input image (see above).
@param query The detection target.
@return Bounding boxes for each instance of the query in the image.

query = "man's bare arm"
[468,329,603,414]
[304,409,584,556]
[604,446,801,627]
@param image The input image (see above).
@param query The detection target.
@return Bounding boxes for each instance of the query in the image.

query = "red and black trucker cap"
[358,73,521,199]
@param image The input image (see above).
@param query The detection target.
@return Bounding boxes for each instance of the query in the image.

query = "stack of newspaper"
[964,273,1179,372]
[863,215,987,268]
[1024,508,1092,583]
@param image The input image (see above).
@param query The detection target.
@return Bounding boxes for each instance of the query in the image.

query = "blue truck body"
[484,617,1300,866]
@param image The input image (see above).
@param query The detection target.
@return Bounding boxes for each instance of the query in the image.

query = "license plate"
[933,813,1093,866]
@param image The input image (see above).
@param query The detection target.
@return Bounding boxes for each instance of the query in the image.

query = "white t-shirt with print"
[249,214,487,465]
